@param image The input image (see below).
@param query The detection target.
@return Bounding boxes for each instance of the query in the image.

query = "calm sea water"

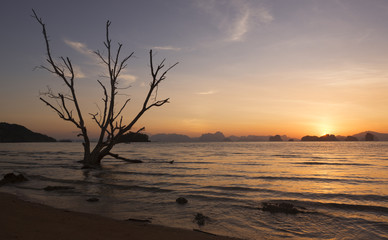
[0,142,387,239]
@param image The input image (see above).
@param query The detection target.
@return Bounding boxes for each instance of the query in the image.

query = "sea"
[0,141,387,239]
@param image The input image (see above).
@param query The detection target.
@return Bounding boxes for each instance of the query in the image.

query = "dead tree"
[32,10,177,167]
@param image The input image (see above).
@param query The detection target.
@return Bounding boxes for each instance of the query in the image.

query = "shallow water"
[1,142,388,239]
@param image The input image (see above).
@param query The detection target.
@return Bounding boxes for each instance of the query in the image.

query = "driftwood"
[193,229,218,236]
[107,152,143,163]
[43,186,75,191]
[86,197,99,202]
[126,218,151,223]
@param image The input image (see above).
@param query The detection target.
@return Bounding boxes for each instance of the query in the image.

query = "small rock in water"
[176,197,188,204]
[43,186,75,191]
[260,202,303,214]
[0,173,28,186]
[194,213,210,226]
[86,197,99,202]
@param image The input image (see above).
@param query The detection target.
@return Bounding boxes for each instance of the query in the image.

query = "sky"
[1,0,388,139]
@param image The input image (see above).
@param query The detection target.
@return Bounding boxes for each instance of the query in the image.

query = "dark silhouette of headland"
[0,122,56,142]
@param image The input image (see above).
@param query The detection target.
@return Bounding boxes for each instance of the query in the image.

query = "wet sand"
[0,192,242,240]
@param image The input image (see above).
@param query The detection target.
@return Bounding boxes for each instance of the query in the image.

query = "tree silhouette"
[32,10,177,167]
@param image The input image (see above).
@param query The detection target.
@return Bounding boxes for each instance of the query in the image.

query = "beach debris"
[259,202,304,214]
[193,229,218,236]
[86,197,99,202]
[176,197,188,204]
[43,186,75,191]
[193,213,210,226]
[126,218,152,223]
[0,173,28,186]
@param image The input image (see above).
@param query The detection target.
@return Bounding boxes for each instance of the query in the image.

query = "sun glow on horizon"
[317,122,336,137]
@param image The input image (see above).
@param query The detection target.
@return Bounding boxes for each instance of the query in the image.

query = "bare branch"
[146,98,170,110]
[94,50,109,65]
[33,9,90,156]
[136,127,145,133]
[113,98,131,121]
[116,52,134,77]
[143,50,178,110]
[40,97,65,119]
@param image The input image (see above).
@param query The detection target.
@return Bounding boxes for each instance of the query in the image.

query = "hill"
[0,122,56,142]
[150,133,192,142]
[352,131,388,141]
[117,132,149,143]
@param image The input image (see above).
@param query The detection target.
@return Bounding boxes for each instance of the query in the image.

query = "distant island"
[2,122,387,143]
[150,131,388,142]
[300,132,385,141]
[117,132,150,143]
[0,122,56,142]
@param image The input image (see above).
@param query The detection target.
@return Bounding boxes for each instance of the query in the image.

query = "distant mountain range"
[151,132,293,142]
[150,131,388,142]
[0,122,56,142]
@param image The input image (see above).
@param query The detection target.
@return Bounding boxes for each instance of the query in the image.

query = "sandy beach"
[0,192,241,240]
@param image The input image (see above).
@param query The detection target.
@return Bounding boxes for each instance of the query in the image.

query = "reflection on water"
[1,142,388,239]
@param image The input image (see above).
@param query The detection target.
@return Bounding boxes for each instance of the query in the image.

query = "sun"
[319,125,334,136]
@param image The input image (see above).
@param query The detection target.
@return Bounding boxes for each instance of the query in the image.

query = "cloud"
[73,65,86,78]
[63,64,86,79]
[64,39,93,56]
[120,74,137,84]
[229,8,250,41]
[323,67,388,87]
[196,90,218,95]
[227,2,273,42]
[153,46,181,51]
[195,0,273,42]
[254,6,273,24]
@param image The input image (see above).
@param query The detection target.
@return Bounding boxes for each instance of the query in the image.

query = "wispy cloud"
[73,65,86,78]
[64,39,93,56]
[120,74,137,83]
[229,8,250,41]
[62,39,96,79]
[153,46,181,51]
[64,65,86,79]
[195,0,273,42]
[323,67,388,87]
[196,90,218,95]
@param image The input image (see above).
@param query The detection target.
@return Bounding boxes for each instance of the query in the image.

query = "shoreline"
[0,192,243,240]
